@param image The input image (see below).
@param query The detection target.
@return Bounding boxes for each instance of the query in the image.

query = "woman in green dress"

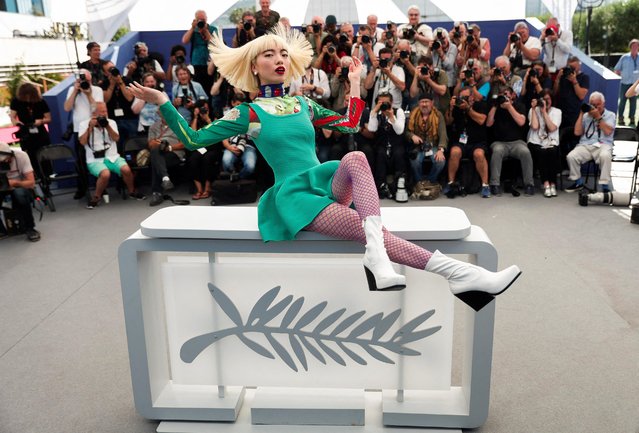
[129,25,520,310]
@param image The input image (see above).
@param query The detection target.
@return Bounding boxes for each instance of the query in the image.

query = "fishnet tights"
[305,152,433,270]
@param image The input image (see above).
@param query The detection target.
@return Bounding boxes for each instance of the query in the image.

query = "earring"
[253,71,258,75]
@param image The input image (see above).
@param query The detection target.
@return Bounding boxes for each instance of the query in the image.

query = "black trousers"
[150,148,182,193]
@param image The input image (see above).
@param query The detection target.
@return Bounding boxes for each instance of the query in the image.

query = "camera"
[175,55,185,64]
[379,58,389,68]
[463,69,473,79]
[529,68,538,78]
[403,28,416,40]
[436,29,444,39]
[93,149,106,158]
[493,67,502,76]
[510,33,520,43]
[243,21,252,31]
[379,102,391,111]
[96,116,108,127]
[536,98,545,107]
[455,96,469,106]
[300,25,307,34]
[420,66,429,75]
[386,30,393,39]
[312,22,321,33]
[563,66,574,76]
[339,66,349,81]
[197,20,206,29]
[195,97,208,114]
[399,50,409,59]
[327,45,335,54]
[467,58,474,68]
[109,66,120,77]
[181,87,190,106]
[544,27,555,36]
[432,40,441,50]
[159,139,171,152]
[581,103,593,113]
[360,35,371,44]
[79,73,90,90]
[236,137,248,153]
[466,34,475,44]
[492,94,507,106]
[339,33,348,44]
[431,67,440,78]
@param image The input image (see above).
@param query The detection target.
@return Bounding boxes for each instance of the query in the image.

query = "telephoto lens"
[380,102,391,111]
[97,116,108,127]
[510,33,520,43]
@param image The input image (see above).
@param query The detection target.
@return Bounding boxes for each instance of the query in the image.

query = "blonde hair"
[209,23,313,93]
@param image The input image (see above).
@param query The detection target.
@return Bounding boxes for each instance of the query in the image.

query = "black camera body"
[97,116,109,127]
[545,27,555,36]
[197,20,206,29]
[181,87,191,106]
[327,45,335,54]
[399,50,409,59]
[339,66,349,81]
[432,40,441,50]
[360,35,371,44]
[175,55,185,64]
[529,68,538,78]
[403,27,416,40]
[243,21,252,31]
[79,73,90,90]
[380,102,391,111]
[493,67,502,76]
[312,23,321,33]
[93,149,106,158]
[510,33,520,43]
[436,29,444,40]
[581,103,593,113]
[536,98,545,107]
[339,33,349,44]
[379,58,389,68]
[493,94,507,106]
[195,97,208,114]
[463,69,473,79]
[420,66,429,76]
[456,96,469,107]
[385,30,393,39]
[563,66,574,76]
[466,34,474,44]
[109,66,120,77]
[159,140,171,152]
[431,68,440,79]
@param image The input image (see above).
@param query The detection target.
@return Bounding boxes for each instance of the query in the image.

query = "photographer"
[255,0,280,36]
[182,9,218,95]
[0,142,41,242]
[367,14,384,43]
[351,25,385,71]
[132,73,167,134]
[313,35,344,77]
[367,92,406,199]
[553,56,589,159]
[329,56,367,111]
[381,22,399,50]
[64,68,104,199]
[147,113,187,206]
[453,58,490,101]
[443,87,490,198]
[337,22,355,53]
[431,27,458,95]
[188,98,220,200]
[519,60,551,110]
[289,64,330,101]
[232,10,257,48]
[394,40,417,108]
[79,42,108,87]
[79,102,145,208]
[306,16,329,58]
[9,83,51,177]
[101,61,136,151]
[172,66,207,123]
[503,22,541,76]
[458,24,491,73]
[528,90,562,197]
[397,5,433,58]
[490,55,522,99]
[565,92,615,193]
[222,133,257,182]
[124,42,166,84]
[486,86,535,196]
[541,17,573,78]
[406,92,447,187]
[449,21,468,50]
[409,55,449,113]
[364,48,406,109]
[166,45,195,86]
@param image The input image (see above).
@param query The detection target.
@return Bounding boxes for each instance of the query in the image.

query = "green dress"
[160,95,364,241]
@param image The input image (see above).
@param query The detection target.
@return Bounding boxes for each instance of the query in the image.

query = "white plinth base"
[157,389,460,432]
[251,387,364,426]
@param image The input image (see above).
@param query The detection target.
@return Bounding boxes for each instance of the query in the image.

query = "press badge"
[459,132,468,145]
[29,126,38,134]
[114,108,124,117]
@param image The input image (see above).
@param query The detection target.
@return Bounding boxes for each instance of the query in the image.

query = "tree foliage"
[229,6,256,25]
[572,0,639,53]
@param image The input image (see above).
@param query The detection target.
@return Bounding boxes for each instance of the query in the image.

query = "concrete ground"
[1,162,638,433]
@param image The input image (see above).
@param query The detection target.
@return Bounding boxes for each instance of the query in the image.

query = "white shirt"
[397,23,433,57]
[527,106,562,147]
[367,106,405,135]
[509,36,542,67]
[370,65,405,109]
[66,85,104,132]
[542,30,573,71]
[78,118,121,164]
[289,68,331,100]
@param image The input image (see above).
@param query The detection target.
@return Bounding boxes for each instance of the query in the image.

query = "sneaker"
[490,185,502,196]
[550,185,558,197]
[129,191,147,200]
[86,196,101,209]
[149,192,164,207]
[524,184,535,196]
[543,186,552,197]
[444,182,459,199]
[26,229,41,242]
[378,183,393,200]
[565,181,584,193]
[481,185,491,198]
[161,178,174,192]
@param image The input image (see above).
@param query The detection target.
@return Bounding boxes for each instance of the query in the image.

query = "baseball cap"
[326,15,337,25]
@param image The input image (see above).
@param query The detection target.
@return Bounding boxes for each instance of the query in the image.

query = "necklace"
[258,83,285,98]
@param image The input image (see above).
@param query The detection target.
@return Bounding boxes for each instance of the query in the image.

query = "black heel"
[455,291,495,311]
[364,266,406,291]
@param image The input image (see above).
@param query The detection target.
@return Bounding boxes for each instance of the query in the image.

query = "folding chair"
[611,126,639,196]
[36,144,86,212]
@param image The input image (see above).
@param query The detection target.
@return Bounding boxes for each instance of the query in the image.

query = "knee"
[473,148,486,162]
[449,147,461,160]
[120,165,132,176]
[99,170,110,181]
[344,150,367,165]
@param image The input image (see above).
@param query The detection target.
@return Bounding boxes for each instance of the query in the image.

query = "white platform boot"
[362,216,406,291]
[425,250,521,310]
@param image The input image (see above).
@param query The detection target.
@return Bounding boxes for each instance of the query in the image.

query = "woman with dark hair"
[9,83,51,176]
[313,34,344,77]
[131,73,167,134]
[520,60,552,110]
[129,25,520,309]
[527,89,562,197]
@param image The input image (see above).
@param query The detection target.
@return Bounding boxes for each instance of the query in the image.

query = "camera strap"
[89,127,112,152]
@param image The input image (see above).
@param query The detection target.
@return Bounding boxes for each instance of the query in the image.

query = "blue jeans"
[619,83,637,122]
[222,146,257,179]
[410,151,445,183]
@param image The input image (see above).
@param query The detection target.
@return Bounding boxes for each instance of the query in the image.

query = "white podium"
[118,206,500,432]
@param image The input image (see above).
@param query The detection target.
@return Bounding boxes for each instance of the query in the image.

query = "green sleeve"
[159,101,249,150]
